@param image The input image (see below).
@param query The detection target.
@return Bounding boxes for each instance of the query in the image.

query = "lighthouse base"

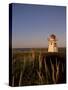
[48,47,58,52]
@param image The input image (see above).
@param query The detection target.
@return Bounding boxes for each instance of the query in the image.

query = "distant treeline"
[12,47,66,53]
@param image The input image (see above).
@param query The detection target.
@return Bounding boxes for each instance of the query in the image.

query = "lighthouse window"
[54,43,56,47]
[51,42,52,45]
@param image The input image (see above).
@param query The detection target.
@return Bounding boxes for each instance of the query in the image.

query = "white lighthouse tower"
[48,34,58,52]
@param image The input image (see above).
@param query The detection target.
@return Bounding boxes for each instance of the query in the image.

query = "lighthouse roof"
[50,34,56,39]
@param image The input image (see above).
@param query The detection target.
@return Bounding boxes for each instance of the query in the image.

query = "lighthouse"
[48,34,58,52]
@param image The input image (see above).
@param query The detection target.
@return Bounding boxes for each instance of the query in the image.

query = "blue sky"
[12,3,66,48]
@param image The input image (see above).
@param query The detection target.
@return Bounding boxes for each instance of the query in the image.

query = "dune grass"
[11,48,66,86]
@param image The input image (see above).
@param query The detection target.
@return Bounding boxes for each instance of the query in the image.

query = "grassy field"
[10,48,66,86]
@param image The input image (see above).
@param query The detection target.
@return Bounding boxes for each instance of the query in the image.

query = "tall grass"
[12,50,66,86]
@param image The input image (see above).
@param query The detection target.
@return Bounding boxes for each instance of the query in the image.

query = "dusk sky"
[12,3,66,48]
